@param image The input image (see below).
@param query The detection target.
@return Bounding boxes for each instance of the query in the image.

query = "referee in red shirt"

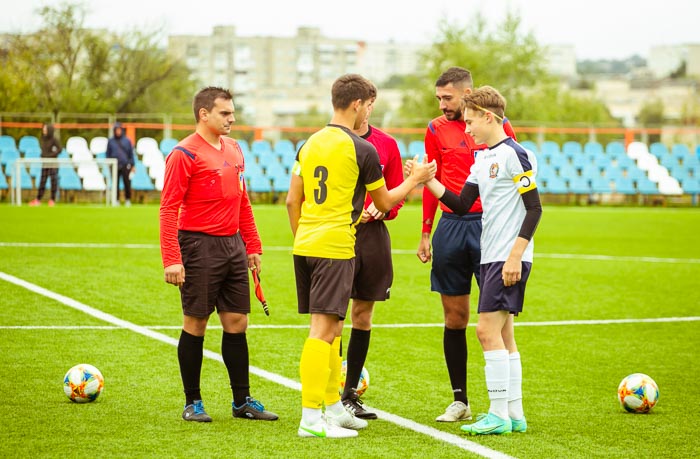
[160,87,278,423]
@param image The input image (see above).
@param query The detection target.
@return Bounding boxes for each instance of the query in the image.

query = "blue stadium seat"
[614,177,636,194]
[572,153,591,170]
[159,138,178,155]
[605,141,626,156]
[274,139,295,156]
[590,176,612,193]
[604,166,624,180]
[649,142,669,160]
[636,177,658,194]
[0,135,17,151]
[625,166,647,181]
[0,148,20,166]
[396,140,408,159]
[248,175,271,193]
[543,176,567,194]
[581,163,602,179]
[568,176,591,194]
[233,139,249,155]
[562,141,583,158]
[584,141,603,156]
[616,155,635,169]
[19,136,40,153]
[23,147,41,158]
[592,153,612,169]
[251,139,272,155]
[408,140,425,160]
[680,177,700,194]
[540,141,561,156]
[536,164,556,181]
[245,161,264,179]
[671,144,690,161]
[5,161,34,189]
[271,175,290,192]
[548,154,567,170]
[520,140,538,154]
[660,155,678,169]
[265,161,288,179]
[29,163,43,180]
[131,168,154,191]
[257,149,279,166]
[58,166,82,190]
[557,163,577,179]
[0,172,7,190]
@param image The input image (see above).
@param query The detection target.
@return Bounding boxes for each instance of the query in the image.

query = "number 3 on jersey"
[314,165,328,204]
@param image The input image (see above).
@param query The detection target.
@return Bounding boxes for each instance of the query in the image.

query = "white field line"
[0,271,513,459]
[1,242,699,264]
[3,316,698,331]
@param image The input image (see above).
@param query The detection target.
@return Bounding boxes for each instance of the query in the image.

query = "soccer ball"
[617,373,658,413]
[63,364,104,403]
[339,360,370,396]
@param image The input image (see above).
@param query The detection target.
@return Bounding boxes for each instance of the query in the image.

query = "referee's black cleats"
[342,391,377,420]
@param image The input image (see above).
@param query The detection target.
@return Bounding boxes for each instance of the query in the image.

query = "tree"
[0,3,196,116]
[396,11,617,137]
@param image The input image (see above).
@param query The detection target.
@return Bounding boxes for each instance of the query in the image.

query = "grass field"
[1,203,699,458]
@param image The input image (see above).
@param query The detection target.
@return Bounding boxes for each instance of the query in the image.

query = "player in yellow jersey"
[286,74,436,438]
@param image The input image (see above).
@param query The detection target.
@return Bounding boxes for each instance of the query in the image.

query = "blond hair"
[462,86,506,122]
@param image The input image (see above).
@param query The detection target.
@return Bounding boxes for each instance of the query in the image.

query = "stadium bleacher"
[2,134,700,203]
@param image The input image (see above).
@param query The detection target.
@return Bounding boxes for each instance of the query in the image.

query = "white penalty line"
[0,271,513,459]
[1,242,699,264]
[4,316,698,331]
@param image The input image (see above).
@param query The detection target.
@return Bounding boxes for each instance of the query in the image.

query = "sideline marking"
[0,270,514,459]
[1,242,699,264]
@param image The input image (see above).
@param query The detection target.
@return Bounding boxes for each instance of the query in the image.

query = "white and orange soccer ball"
[339,360,370,397]
[63,364,104,403]
[617,373,658,413]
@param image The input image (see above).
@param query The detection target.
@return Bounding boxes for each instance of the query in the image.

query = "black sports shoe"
[342,391,377,420]
[232,396,279,421]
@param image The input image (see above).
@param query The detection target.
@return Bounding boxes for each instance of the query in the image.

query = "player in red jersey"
[160,87,278,423]
[341,88,405,420]
[417,68,516,422]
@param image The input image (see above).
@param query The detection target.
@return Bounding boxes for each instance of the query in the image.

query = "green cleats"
[511,416,527,433]
[460,412,512,435]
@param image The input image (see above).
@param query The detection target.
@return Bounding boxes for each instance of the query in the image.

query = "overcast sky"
[1,0,698,60]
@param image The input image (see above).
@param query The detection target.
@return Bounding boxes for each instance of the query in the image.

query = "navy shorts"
[430,212,482,295]
[351,220,393,301]
[178,230,251,317]
[478,261,532,316]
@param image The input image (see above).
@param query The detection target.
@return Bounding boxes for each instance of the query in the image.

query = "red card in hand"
[251,269,269,316]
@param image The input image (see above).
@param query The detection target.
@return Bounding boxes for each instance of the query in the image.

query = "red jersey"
[159,133,262,268]
[421,116,516,233]
[362,125,404,221]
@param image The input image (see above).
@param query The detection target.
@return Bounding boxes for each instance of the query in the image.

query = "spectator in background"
[30,123,61,207]
[106,122,135,206]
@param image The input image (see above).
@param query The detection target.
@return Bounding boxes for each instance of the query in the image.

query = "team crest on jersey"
[489,162,499,178]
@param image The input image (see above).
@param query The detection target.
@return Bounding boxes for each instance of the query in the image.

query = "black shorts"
[178,230,251,317]
[294,255,354,320]
[351,220,393,301]
[477,261,532,316]
[430,212,482,295]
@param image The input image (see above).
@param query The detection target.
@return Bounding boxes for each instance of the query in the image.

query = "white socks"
[483,349,510,419]
[508,352,524,420]
[302,407,322,425]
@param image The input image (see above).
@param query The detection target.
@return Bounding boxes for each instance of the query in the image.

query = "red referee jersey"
[159,133,261,268]
[421,116,516,233]
[362,125,405,221]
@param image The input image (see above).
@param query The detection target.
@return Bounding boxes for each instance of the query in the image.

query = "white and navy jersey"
[466,137,538,264]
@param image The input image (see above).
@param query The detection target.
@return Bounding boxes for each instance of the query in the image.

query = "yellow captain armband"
[291,161,302,176]
[513,170,537,194]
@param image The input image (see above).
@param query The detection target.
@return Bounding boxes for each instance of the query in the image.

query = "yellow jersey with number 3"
[292,124,385,259]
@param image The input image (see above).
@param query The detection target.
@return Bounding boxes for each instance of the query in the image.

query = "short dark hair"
[193,87,233,121]
[331,74,376,110]
[435,67,473,89]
